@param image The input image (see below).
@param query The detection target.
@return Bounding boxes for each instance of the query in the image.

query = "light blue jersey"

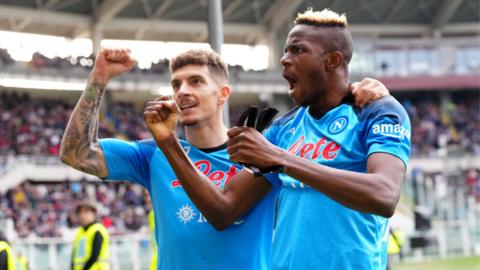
[99,139,279,270]
[264,96,411,270]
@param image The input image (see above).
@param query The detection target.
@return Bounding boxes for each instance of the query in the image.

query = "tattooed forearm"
[60,77,108,177]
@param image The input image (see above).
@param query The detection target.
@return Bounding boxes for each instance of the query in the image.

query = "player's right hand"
[143,96,180,143]
[92,48,136,82]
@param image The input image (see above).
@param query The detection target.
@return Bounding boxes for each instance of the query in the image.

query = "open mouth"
[179,103,197,111]
[283,73,297,90]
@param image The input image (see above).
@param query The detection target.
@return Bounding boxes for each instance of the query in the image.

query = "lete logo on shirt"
[171,160,240,188]
[372,123,411,140]
[288,135,341,161]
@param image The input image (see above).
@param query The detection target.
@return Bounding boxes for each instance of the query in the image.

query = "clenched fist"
[144,96,181,143]
[92,48,136,83]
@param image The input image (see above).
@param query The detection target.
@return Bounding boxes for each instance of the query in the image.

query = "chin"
[291,97,307,107]
[180,118,198,127]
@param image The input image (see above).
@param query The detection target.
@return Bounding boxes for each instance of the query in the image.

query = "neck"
[82,221,95,228]
[309,74,349,118]
[184,113,228,149]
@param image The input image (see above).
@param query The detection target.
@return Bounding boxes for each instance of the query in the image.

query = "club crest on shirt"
[328,116,349,134]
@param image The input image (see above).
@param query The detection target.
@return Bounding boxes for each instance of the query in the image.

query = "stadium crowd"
[1,91,478,158]
[405,94,480,157]
[0,180,148,238]
[0,91,149,156]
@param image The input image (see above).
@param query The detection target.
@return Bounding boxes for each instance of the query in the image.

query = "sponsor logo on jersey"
[372,123,410,140]
[328,116,348,134]
[176,204,197,224]
[178,205,245,225]
[288,135,341,161]
[171,160,240,188]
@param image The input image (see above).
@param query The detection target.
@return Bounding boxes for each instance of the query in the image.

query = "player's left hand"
[350,77,389,107]
[227,126,284,168]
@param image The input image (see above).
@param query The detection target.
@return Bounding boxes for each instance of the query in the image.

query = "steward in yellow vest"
[0,231,15,270]
[388,229,404,255]
[148,210,157,270]
[387,228,404,270]
[15,254,27,270]
[72,201,110,270]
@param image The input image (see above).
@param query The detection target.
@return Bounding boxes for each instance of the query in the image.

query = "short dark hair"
[169,49,229,81]
[76,201,97,214]
[294,8,353,64]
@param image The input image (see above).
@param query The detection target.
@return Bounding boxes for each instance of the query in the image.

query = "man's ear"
[326,51,344,70]
[218,84,231,106]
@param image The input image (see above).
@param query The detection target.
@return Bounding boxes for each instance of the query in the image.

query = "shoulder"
[357,96,409,122]
[136,138,157,148]
[270,106,302,127]
[100,138,157,153]
[91,223,108,234]
[132,138,158,158]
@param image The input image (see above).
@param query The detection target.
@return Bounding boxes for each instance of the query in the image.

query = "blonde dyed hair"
[292,8,352,64]
[294,8,348,27]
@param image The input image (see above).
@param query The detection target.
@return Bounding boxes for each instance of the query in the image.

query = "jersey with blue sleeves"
[99,139,278,270]
[264,96,411,270]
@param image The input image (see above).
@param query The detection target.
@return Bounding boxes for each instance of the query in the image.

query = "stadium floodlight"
[0,77,86,91]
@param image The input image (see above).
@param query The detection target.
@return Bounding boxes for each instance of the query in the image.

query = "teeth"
[181,104,195,110]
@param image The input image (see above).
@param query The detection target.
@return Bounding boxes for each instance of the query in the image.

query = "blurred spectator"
[0,49,14,66]
[2,181,150,238]
[403,94,480,157]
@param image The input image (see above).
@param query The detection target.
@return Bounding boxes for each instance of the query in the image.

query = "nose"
[280,52,291,68]
[177,82,192,96]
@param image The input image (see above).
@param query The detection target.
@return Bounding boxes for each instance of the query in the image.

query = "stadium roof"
[0,0,478,44]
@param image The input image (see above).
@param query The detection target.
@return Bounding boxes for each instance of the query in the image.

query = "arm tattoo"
[60,79,106,176]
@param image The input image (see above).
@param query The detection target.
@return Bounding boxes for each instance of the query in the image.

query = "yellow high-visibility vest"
[72,223,110,270]
[148,210,157,270]
[0,241,15,270]
[15,255,27,270]
[387,230,404,254]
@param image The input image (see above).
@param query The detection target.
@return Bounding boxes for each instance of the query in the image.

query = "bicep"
[80,143,108,178]
[367,152,405,193]
[60,140,108,178]
[223,169,273,217]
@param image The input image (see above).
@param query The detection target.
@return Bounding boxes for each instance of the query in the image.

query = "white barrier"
[13,234,152,270]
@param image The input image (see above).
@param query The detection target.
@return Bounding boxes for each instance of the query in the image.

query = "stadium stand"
[1,181,148,238]
[1,89,478,158]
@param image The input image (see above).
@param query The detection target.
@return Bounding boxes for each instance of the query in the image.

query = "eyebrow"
[171,74,206,84]
[284,41,303,50]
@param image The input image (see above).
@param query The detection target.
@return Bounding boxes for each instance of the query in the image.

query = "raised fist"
[92,48,136,81]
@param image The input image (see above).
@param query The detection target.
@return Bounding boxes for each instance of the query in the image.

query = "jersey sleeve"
[99,138,156,188]
[363,97,411,167]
